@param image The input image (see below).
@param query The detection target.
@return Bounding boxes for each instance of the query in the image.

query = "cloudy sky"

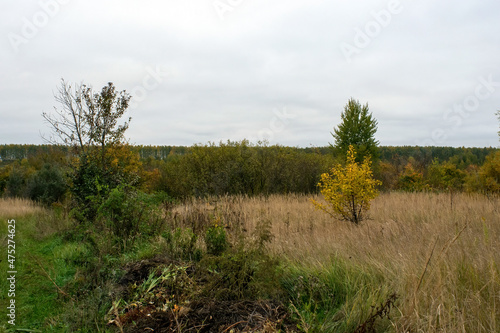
[1,0,499,148]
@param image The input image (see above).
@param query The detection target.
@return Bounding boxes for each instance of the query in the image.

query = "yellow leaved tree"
[312,145,381,224]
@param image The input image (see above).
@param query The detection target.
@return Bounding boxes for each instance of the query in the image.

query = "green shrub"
[6,167,27,197]
[205,223,228,256]
[426,159,465,192]
[200,247,282,301]
[96,186,165,251]
[162,227,203,261]
[27,163,67,205]
[478,151,500,193]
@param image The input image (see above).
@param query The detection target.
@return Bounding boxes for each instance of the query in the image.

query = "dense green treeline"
[152,141,331,197]
[1,142,499,200]
[0,144,70,161]
[0,144,190,162]
[379,146,493,167]
[0,144,496,164]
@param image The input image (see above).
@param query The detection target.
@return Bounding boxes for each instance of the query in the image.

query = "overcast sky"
[1,0,499,148]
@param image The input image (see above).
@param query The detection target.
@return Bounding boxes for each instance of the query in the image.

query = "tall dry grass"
[0,198,71,239]
[0,197,45,218]
[170,192,500,332]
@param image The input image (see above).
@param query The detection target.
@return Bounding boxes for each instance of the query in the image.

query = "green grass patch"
[0,215,75,331]
[282,257,396,332]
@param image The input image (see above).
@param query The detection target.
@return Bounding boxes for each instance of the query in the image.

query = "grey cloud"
[1,0,499,147]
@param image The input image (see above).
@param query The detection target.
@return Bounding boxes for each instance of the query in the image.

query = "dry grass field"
[0,198,45,218]
[172,192,500,332]
[1,193,498,332]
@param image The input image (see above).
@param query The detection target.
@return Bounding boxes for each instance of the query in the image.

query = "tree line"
[0,144,494,166]
[1,141,499,201]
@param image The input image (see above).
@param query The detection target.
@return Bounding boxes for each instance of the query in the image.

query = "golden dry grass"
[171,192,500,332]
[0,198,71,239]
[0,197,45,218]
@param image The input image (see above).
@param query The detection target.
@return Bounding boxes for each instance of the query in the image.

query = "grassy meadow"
[172,192,500,332]
[1,192,499,332]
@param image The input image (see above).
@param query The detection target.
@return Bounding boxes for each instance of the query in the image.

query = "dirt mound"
[126,299,298,333]
[111,252,299,332]
[119,256,175,286]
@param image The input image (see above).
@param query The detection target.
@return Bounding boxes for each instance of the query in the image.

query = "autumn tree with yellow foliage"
[312,145,381,224]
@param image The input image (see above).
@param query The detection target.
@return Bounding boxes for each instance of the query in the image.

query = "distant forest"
[0,143,498,197]
[0,143,495,164]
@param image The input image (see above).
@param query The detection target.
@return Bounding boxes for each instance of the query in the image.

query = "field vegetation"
[172,192,500,332]
[1,191,499,332]
[0,141,499,332]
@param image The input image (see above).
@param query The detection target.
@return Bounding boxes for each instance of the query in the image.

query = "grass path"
[0,202,77,332]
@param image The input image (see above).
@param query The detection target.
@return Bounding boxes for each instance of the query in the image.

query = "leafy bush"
[27,163,67,205]
[96,186,165,250]
[426,159,465,192]
[478,151,500,193]
[70,145,143,222]
[200,246,282,301]
[6,167,26,197]
[70,154,108,222]
[312,145,381,224]
[397,162,427,192]
[205,222,229,256]
[5,162,37,198]
[158,140,330,198]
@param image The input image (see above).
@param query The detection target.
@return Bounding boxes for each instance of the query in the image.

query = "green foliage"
[205,223,229,256]
[332,98,379,162]
[162,228,203,261]
[96,186,165,251]
[4,161,68,206]
[461,151,500,194]
[312,146,381,224]
[427,159,465,192]
[201,245,282,301]
[70,144,143,222]
[0,165,9,194]
[44,80,138,222]
[5,166,27,197]
[159,140,330,198]
[27,163,67,205]
[43,80,131,153]
[4,160,36,198]
[69,154,108,222]
[1,143,497,198]
[397,160,427,192]
[478,151,500,193]
[282,259,394,333]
